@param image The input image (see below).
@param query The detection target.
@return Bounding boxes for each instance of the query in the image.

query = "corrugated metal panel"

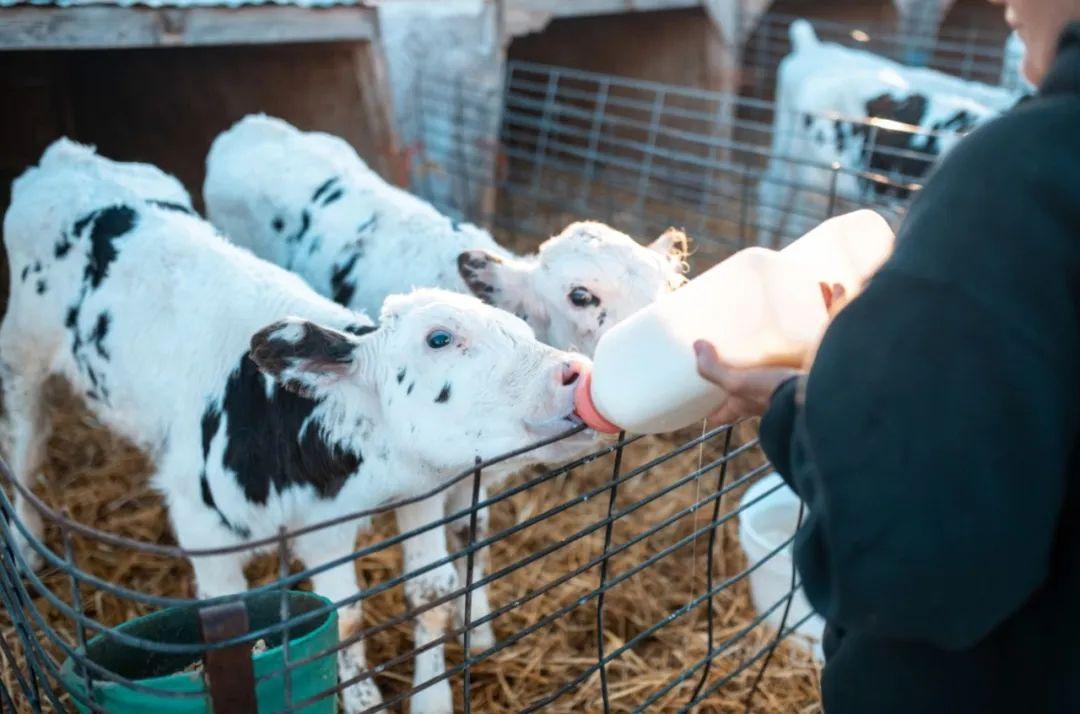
[0,0,363,7]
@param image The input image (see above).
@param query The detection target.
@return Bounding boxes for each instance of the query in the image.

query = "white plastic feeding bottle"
[574,210,895,435]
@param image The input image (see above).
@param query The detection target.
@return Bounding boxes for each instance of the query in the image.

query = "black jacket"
[759,23,1080,714]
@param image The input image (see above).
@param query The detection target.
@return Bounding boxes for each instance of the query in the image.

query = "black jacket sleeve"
[758,102,1080,651]
[759,376,800,486]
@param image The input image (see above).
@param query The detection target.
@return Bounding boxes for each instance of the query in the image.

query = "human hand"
[693,340,802,424]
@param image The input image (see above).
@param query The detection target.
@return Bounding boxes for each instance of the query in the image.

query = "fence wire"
[410,58,978,274]
[2,412,817,713]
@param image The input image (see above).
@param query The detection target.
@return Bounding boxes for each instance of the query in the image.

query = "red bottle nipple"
[573,371,622,434]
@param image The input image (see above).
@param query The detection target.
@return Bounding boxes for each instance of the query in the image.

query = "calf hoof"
[340,679,383,714]
[12,531,44,574]
[410,678,453,714]
[457,620,495,652]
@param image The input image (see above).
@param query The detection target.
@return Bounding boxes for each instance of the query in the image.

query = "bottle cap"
[573,371,621,434]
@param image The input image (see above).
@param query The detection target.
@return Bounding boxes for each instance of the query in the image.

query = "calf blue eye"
[427,330,453,349]
[569,287,599,308]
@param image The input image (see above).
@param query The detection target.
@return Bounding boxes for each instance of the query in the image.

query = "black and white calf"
[203,114,688,357]
[758,19,1020,245]
[203,114,687,712]
[37,137,195,214]
[1,141,591,713]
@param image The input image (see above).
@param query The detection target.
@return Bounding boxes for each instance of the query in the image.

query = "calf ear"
[457,250,531,307]
[249,318,372,398]
[649,228,690,271]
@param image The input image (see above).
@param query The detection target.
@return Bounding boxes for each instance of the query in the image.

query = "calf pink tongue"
[573,371,622,434]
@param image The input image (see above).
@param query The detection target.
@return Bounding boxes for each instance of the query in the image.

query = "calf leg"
[446,481,495,651]
[292,522,382,714]
[0,362,52,573]
[166,496,250,598]
[396,497,456,714]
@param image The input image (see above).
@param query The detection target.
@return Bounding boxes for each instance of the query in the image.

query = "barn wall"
[762,0,896,28]
[939,0,1009,47]
[0,40,392,315]
[508,8,730,91]
[0,41,390,211]
[756,0,1004,49]
[739,0,1008,98]
[940,0,1006,33]
[508,2,995,94]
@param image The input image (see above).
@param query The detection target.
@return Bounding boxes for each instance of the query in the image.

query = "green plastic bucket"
[60,590,338,714]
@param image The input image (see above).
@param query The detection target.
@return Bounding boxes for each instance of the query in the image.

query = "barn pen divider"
[0,60,955,714]
[410,60,940,269]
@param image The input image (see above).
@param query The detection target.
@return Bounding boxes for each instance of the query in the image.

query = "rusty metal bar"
[199,601,257,714]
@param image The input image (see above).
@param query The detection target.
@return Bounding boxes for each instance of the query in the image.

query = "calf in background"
[758,19,1020,246]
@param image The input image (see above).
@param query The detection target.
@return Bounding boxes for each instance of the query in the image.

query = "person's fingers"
[694,340,734,388]
[695,341,800,415]
[705,406,739,428]
[827,282,847,317]
[818,281,834,311]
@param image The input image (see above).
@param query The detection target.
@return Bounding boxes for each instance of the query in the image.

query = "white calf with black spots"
[758,19,1021,245]
[1,141,592,714]
[38,138,194,214]
[204,114,687,711]
[203,114,688,357]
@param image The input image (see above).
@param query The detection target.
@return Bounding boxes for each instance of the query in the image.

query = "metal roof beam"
[0,4,379,50]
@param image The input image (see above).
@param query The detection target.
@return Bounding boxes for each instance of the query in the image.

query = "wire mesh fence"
[408,59,976,271]
[2,405,823,713]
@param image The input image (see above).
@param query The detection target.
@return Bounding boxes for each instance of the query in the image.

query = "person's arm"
[701,104,1080,649]
[781,104,1080,649]
[780,264,1075,650]
[758,375,801,488]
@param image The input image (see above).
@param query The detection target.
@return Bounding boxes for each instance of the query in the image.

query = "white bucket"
[738,473,825,660]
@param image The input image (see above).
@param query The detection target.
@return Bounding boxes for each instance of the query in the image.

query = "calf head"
[458,221,688,355]
[249,289,591,481]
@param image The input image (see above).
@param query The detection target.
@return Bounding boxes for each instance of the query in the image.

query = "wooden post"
[199,602,257,714]
[893,0,955,66]
[352,40,404,186]
[377,0,504,217]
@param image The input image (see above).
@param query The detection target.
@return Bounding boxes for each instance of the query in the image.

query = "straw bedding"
[2,373,821,713]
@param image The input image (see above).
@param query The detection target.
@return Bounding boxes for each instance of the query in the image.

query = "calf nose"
[559,360,586,387]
